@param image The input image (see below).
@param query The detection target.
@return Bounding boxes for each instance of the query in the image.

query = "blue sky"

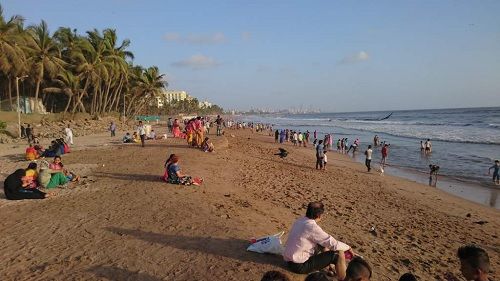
[3,0,500,112]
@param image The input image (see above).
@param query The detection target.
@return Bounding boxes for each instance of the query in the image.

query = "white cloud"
[339,51,370,64]
[164,32,226,45]
[172,54,220,69]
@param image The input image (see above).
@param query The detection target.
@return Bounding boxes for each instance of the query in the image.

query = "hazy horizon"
[4,0,500,111]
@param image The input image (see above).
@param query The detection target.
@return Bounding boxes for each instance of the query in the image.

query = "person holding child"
[3,169,46,200]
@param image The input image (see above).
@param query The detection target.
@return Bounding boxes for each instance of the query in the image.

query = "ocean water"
[242,107,500,208]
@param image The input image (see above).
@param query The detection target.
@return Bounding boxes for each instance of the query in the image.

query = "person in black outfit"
[3,169,46,200]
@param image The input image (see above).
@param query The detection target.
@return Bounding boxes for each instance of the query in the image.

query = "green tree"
[25,20,65,112]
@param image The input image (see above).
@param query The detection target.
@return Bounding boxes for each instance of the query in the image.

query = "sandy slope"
[0,128,498,281]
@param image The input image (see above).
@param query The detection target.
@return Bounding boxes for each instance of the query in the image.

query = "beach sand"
[0,128,498,280]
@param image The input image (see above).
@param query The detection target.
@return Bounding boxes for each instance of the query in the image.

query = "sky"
[3,0,500,112]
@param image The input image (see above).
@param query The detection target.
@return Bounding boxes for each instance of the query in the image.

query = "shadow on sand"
[88,265,164,281]
[105,227,286,268]
[94,172,162,183]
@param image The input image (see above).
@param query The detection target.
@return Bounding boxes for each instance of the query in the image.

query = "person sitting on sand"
[283,202,353,280]
[344,256,372,281]
[445,244,492,281]
[3,169,47,200]
[38,162,68,189]
[399,273,417,281]
[147,129,157,140]
[25,144,39,161]
[167,155,194,185]
[132,132,141,143]
[25,162,39,189]
[201,137,214,152]
[123,132,133,143]
[49,156,79,182]
[41,141,58,157]
[260,270,291,281]
[162,154,175,182]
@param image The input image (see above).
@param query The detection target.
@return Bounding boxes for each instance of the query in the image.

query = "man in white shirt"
[64,125,73,145]
[365,145,373,172]
[283,202,353,280]
[137,121,146,147]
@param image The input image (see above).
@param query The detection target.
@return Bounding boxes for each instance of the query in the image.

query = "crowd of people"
[259,202,494,281]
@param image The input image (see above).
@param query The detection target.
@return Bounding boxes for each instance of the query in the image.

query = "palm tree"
[25,20,65,112]
[125,66,166,118]
[0,4,26,109]
[42,70,80,114]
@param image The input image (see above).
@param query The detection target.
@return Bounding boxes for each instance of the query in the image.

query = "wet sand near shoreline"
[0,129,498,280]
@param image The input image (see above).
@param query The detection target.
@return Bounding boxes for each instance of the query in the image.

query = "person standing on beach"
[373,135,379,147]
[298,132,303,147]
[109,122,116,137]
[380,143,389,173]
[488,160,500,185]
[167,118,173,133]
[64,125,73,145]
[137,121,146,147]
[275,129,279,143]
[215,115,223,136]
[364,145,373,172]
[25,124,34,145]
[316,140,325,170]
[314,130,317,139]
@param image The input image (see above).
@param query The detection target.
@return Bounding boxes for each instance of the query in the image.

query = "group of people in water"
[259,202,493,281]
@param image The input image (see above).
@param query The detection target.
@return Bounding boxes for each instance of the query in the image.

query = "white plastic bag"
[246,231,285,255]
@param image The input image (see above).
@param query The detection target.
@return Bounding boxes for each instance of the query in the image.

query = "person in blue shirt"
[167,155,193,185]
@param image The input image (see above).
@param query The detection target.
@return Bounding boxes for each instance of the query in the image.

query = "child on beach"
[323,150,328,170]
[25,162,39,189]
[364,145,373,172]
[488,160,499,185]
[445,244,492,281]
[344,257,372,281]
[380,143,389,173]
[429,164,440,187]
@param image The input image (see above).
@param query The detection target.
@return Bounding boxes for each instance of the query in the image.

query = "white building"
[155,90,193,108]
[198,101,212,108]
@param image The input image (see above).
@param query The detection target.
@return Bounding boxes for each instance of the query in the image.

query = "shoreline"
[0,128,498,280]
[344,150,500,209]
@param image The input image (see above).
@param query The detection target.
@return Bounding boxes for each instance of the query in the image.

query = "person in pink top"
[283,202,353,280]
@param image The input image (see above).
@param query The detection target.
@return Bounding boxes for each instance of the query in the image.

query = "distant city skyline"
[4,0,500,112]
